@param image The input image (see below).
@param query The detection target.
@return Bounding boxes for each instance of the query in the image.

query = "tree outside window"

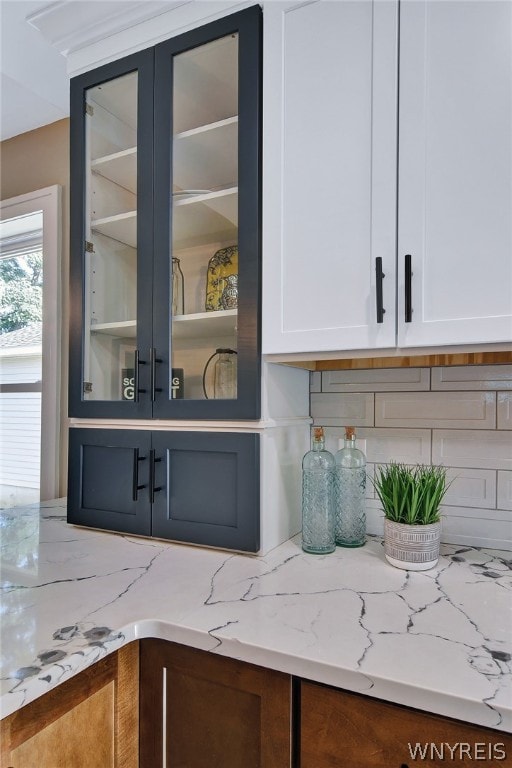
[0,251,43,334]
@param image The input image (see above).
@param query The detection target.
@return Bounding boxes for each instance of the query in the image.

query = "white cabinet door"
[262,0,398,354]
[398,0,512,347]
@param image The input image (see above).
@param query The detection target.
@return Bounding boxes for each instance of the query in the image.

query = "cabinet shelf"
[89,116,238,197]
[90,320,136,338]
[172,309,237,340]
[90,187,238,249]
[91,147,137,193]
[89,310,237,341]
[174,116,238,192]
[173,187,238,247]
[92,210,137,247]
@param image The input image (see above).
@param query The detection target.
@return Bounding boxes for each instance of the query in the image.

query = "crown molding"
[27,0,252,75]
[27,1,186,55]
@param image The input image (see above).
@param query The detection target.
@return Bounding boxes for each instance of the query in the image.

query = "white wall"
[311,364,512,551]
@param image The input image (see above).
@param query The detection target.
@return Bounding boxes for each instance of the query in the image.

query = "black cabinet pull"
[134,350,147,401]
[405,254,413,323]
[150,348,163,402]
[132,448,147,501]
[375,257,386,323]
[150,448,163,504]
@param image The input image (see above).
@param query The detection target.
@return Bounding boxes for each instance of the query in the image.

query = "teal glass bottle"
[335,426,366,547]
[302,427,335,554]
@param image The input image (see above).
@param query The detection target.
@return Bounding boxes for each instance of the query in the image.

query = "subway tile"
[322,367,430,392]
[324,427,431,464]
[375,392,496,429]
[439,506,512,551]
[443,468,496,509]
[365,498,385,537]
[357,427,431,465]
[432,430,512,471]
[497,471,512,511]
[365,462,375,499]
[310,392,374,427]
[310,371,321,393]
[497,392,512,429]
[431,365,512,391]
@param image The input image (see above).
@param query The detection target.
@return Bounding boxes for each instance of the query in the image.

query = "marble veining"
[0,500,510,732]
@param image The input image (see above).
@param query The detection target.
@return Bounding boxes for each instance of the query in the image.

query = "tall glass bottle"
[302,427,335,554]
[335,427,366,547]
[171,257,184,316]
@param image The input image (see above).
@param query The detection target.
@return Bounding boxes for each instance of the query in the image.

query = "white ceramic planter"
[384,519,441,571]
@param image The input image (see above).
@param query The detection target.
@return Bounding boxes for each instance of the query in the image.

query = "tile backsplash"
[310,365,512,551]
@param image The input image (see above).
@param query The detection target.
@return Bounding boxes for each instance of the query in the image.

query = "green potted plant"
[372,463,450,571]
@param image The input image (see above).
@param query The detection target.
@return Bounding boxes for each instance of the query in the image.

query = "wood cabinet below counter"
[2,640,511,768]
[139,639,292,768]
[301,681,512,768]
[0,643,139,768]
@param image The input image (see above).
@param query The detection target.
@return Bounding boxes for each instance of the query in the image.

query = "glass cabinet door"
[153,7,261,420]
[70,9,260,421]
[85,72,138,403]
[171,34,239,401]
[70,51,154,417]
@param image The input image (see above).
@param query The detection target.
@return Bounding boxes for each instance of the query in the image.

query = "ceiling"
[0,1,70,141]
[0,0,182,142]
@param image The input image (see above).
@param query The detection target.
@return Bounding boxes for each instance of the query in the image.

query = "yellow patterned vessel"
[205,245,238,312]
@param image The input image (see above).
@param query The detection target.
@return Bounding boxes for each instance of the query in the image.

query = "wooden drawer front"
[300,681,511,768]
[140,639,291,768]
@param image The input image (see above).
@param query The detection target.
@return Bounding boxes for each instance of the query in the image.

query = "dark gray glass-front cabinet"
[68,428,260,552]
[69,6,262,421]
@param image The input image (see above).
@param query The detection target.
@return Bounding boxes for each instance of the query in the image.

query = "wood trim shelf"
[315,351,512,371]
[271,351,512,372]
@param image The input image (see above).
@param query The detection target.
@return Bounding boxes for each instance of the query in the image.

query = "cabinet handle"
[404,254,413,323]
[150,348,163,402]
[375,257,386,323]
[134,350,147,401]
[150,449,163,504]
[132,448,147,502]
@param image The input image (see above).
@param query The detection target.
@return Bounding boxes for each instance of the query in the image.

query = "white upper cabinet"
[398,0,512,347]
[262,0,398,354]
[262,0,512,355]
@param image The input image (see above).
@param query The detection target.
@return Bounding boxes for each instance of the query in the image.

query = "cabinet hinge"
[83,382,93,394]
[85,241,94,253]
[85,103,94,117]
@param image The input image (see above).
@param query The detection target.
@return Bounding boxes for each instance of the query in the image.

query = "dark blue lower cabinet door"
[67,428,152,536]
[151,431,260,552]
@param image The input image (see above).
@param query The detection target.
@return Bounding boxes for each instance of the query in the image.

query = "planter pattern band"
[384,520,441,565]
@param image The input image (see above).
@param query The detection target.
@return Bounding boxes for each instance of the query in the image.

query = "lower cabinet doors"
[68,427,260,551]
[300,681,512,768]
[139,640,292,768]
[1,643,139,768]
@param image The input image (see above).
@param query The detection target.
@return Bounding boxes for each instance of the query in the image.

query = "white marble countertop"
[1,499,511,732]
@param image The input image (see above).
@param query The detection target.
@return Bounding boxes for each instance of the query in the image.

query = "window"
[0,186,62,505]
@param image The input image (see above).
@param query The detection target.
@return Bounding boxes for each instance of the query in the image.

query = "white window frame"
[0,185,62,501]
